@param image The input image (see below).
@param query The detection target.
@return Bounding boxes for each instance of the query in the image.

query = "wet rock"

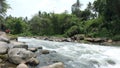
[41,62,64,68]
[107,60,116,65]
[49,62,64,68]
[0,36,10,43]
[26,57,39,65]
[41,50,50,54]
[37,46,43,49]
[8,48,36,64]
[16,63,28,68]
[28,48,38,52]
[10,41,28,49]
[0,59,2,63]
[0,44,9,54]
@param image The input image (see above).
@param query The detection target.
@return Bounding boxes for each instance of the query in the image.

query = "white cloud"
[6,0,94,18]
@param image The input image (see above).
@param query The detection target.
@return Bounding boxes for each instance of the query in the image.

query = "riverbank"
[27,35,120,46]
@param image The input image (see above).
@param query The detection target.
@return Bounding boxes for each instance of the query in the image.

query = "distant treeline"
[0,0,120,41]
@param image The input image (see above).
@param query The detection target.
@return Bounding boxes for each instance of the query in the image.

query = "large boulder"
[0,43,9,54]
[8,48,36,64]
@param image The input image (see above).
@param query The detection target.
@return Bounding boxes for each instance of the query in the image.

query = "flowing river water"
[18,37,120,68]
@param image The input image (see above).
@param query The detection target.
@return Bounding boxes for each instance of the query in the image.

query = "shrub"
[65,25,79,37]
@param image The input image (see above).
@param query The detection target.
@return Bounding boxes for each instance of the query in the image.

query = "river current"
[18,37,120,68]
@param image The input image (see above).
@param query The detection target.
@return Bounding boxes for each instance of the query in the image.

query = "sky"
[6,0,94,18]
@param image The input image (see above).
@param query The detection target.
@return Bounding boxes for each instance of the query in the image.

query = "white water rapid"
[18,37,120,68]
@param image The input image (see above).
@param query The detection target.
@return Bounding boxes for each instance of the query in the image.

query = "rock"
[16,63,28,68]
[85,38,105,43]
[8,48,36,64]
[28,48,38,52]
[26,57,39,65]
[0,58,3,63]
[0,63,5,68]
[40,62,64,68]
[10,41,28,49]
[0,32,10,43]
[84,38,94,42]
[108,39,112,43]
[62,38,72,42]
[41,50,50,54]
[13,44,28,49]
[93,38,105,42]
[72,34,85,41]
[0,44,9,54]
[41,66,49,68]
[49,62,64,68]
[37,46,43,49]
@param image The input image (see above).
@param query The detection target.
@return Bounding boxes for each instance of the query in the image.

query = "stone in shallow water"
[49,62,64,68]
[26,57,40,66]
[107,60,116,65]
[16,63,28,68]
[41,50,50,54]
[28,48,38,52]
[40,62,64,68]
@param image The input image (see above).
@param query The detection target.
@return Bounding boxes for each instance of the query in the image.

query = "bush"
[65,25,79,37]
[112,35,120,41]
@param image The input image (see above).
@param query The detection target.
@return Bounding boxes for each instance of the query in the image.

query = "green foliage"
[0,0,10,16]
[65,25,79,37]
[5,16,28,34]
[112,35,120,41]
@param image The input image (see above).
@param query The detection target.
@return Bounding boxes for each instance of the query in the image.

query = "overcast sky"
[6,0,94,18]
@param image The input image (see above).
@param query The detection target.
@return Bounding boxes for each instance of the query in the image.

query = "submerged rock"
[8,48,36,64]
[41,50,50,54]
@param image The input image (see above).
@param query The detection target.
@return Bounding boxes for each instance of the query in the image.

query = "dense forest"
[0,0,120,41]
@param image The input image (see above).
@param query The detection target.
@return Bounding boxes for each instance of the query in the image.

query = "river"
[18,37,120,68]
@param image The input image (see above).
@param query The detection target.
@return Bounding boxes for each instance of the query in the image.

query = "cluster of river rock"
[0,31,64,68]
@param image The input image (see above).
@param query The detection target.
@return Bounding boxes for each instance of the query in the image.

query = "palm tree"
[0,0,10,16]
[71,0,82,12]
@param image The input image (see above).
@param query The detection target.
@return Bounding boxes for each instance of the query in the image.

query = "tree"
[71,0,82,18]
[0,0,10,16]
